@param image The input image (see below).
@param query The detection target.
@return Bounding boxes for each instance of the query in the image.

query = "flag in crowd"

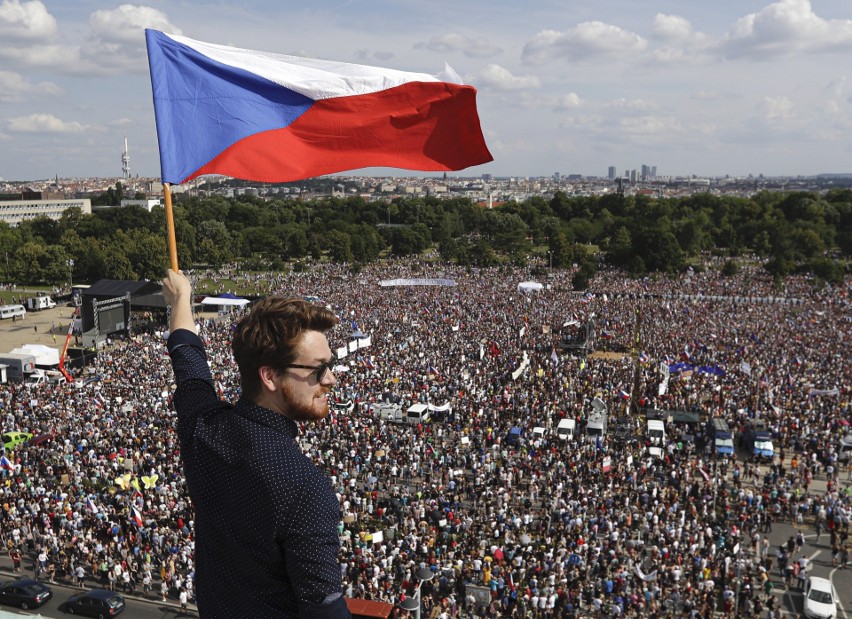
[85,496,99,513]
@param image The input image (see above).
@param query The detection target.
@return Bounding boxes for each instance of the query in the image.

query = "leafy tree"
[196,221,233,266]
[606,226,633,268]
[804,257,843,284]
[385,225,431,256]
[350,225,384,263]
[285,228,308,259]
[125,230,168,280]
[326,230,353,263]
[12,241,46,283]
[41,245,70,285]
[721,260,739,277]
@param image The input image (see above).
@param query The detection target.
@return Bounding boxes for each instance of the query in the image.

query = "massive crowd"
[1,256,849,618]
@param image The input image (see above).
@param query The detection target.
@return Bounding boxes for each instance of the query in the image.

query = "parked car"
[64,589,125,618]
[1,430,32,451]
[0,578,53,610]
[803,576,838,619]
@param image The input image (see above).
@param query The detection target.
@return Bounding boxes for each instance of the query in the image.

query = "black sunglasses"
[284,358,335,382]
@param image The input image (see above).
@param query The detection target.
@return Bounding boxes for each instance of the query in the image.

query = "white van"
[646,419,666,445]
[556,418,576,440]
[0,305,26,320]
[838,434,852,462]
[26,296,56,311]
[406,403,430,425]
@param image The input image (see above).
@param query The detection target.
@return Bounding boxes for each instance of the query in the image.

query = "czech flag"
[0,455,14,471]
[145,30,493,184]
[130,505,144,527]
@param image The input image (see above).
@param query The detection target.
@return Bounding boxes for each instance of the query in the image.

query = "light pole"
[399,566,435,619]
[67,258,74,291]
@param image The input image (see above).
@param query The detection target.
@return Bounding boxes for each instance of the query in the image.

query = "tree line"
[1,185,848,288]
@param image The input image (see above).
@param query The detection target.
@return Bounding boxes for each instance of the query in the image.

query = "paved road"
[735,462,851,619]
[0,568,195,619]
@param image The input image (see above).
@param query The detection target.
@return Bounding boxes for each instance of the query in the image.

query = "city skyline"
[1,0,851,182]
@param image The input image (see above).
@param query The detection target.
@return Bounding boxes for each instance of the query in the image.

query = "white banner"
[347,340,358,353]
[809,387,839,396]
[658,362,670,396]
[357,335,371,349]
[378,278,456,287]
[336,346,348,359]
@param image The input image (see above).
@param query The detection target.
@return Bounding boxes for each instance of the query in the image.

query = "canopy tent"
[517,281,543,293]
[11,343,60,367]
[200,295,250,308]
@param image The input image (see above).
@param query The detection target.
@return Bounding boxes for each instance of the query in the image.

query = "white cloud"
[757,96,796,121]
[555,93,583,110]
[0,0,78,71]
[0,0,57,40]
[7,113,92,133]
[0,43,82,71]
[0,70,62,102]
[75,5,182,73]
[602,98,658,113]
[475,64,540,90]
[89,4,179,44]
[417,32,502,58]
[354,49,395,63]
[720,0,852,60]
[651,14,692,42]
[522,21,646,64]
[822,76,847,115]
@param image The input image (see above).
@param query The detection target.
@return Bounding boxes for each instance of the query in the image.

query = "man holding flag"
[162,269,349,618]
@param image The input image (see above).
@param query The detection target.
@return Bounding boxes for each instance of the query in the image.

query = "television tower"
[121,133,131,179]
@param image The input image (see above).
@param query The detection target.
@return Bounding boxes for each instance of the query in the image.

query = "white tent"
[517,281,544,293]
[200,296,250,308]
[11,343,60,366]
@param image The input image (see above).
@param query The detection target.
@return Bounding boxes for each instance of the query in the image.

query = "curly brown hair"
[231,297,338,400]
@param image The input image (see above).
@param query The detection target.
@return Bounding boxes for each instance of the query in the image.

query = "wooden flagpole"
[164,182,179,271]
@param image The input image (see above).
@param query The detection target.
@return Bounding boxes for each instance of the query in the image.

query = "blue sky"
[1,0,850,182]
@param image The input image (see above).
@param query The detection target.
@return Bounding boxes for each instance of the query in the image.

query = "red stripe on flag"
[191,82,492,183]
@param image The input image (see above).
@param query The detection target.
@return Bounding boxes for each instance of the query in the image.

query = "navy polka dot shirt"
[168,329,350,618]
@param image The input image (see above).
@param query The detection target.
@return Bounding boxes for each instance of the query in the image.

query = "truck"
[372,403,404,423]
[646,418,667,446]
[505,426,525,447]
[586,396,608,438]
[0,353,37,383]
[708,417,735,456]
[556,418,576,440]
[837,434,852,463]
[26,296,56,311]
[26,368,67,386]
[742,420,774,460]
[586,411,607,437]
[405,403,430,425]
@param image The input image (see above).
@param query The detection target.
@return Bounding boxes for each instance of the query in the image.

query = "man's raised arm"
[162,269,195,334]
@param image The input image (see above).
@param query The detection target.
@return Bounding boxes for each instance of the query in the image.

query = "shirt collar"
[236,398,299,439]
